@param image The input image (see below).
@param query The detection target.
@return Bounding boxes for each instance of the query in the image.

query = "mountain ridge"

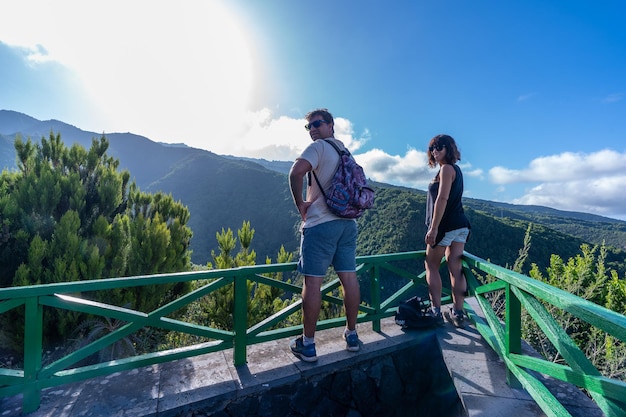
[2,109,625,269]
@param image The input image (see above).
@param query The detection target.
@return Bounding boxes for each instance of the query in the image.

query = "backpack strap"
[322,138,342,155]
[310,170,327,199]
[309,139,345,199]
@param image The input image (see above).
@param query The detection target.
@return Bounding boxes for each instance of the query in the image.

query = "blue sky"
[1,0,625,220]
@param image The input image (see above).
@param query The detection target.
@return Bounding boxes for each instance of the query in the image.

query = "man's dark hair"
[305,108,334,124]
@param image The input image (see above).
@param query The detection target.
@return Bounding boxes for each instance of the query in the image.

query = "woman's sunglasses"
[429,143,446,152]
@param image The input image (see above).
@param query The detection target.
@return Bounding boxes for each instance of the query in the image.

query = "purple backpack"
[311,139,375,218]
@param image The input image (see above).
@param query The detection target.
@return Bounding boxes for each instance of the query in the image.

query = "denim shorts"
[437,227,470,247]
[297,220,357,277]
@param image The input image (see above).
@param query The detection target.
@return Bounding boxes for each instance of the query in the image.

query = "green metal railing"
[1,251,625,416]
[462,252,626,417]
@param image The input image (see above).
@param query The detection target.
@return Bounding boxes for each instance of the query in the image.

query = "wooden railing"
[1,251,625,416]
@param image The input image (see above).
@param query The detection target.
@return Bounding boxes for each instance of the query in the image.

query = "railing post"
[23,297,43,413]
[233,273,249,366]
[505,282,522,388]
[370,264,381,332]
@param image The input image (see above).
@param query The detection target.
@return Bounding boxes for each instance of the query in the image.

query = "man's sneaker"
[290,336,317,362]
[343,331,360,352]
[444,308,466,328]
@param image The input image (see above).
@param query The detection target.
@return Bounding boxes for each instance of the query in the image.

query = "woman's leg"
[425,244,446,309]
[445,241,466,311]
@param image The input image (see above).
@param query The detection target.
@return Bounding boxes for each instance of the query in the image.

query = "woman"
[424,134,471,327]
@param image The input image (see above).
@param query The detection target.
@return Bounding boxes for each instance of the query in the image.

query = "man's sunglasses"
[429,143,446,152]
[304,120,328,131]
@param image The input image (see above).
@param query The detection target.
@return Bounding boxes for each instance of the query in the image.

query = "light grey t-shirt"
[298,137,354,228]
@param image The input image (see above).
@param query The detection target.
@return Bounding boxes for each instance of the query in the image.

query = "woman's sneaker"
[428,308,444,326]
[290,336,317,362]
[343,331,360,352]
[435,311,444,326]
[444,308,466,328]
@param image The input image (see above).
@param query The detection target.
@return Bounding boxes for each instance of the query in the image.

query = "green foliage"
[70,315,151,363]
[143,151,301,266]
[0,133,193,348]
[356,187,427,256]
[163,221,297,348]
[477,227,626,381]
[607,272,626,314]
[250,245,295,326]
[526,243,626,380]
[512,223,532,273]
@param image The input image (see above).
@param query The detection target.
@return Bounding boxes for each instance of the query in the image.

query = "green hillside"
[466,199,626,250]
[143,151,301,266]
[2,109,625,277]
[357,187,602,275]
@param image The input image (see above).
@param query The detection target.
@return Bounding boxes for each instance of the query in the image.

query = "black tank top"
[425,164,470,234]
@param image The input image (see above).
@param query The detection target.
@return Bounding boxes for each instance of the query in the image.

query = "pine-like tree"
[0,133,193,348]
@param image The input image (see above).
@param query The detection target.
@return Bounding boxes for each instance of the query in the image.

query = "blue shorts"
[297,220,357,277]
[437,227,470,247]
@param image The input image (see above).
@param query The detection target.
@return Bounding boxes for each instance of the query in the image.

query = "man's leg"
[338,271,360,331]
[302,275,322,338]
[338,270,361,351]
[290,274,322,362]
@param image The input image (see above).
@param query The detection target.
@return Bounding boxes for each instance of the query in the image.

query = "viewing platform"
[1,251,625,416]
[1,300,602,417]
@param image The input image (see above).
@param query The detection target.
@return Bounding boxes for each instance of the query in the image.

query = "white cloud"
[355,147,434,188]
[512,175,626,219]
[491,150,626,220]
[602,93,624,104]
[212,110,370,161]
[490,149,626,184]
[219,111,486,192]
[459,163,483,180]
[210,110,438,189]
[517,92,538,102]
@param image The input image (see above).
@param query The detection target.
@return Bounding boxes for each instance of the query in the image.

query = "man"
[288,108,361,362]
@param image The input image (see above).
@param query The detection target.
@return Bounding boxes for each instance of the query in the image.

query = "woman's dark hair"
[427,134,461,168]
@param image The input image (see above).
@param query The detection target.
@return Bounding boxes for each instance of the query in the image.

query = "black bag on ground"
[394,296,438,329]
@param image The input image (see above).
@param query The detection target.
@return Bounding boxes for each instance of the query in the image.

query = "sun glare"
[1,0,255,146]
[86,1,256,146]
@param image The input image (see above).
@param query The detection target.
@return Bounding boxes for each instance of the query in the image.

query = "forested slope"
[357,187,594,275]
[2,110,624,275]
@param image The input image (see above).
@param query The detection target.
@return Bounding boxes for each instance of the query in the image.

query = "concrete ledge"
[1,317,436,416]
